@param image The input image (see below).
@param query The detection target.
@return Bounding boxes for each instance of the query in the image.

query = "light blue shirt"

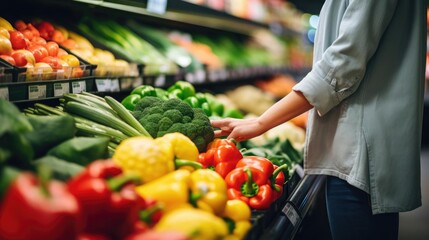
[293,0,426,214]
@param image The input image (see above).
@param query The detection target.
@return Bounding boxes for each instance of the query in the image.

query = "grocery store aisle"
[398,146,429,240]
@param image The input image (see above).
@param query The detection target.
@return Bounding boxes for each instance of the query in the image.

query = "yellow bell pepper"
[113,136,174,183]
[158,132,200,171]
[135,170,192,212]
[113,133,201,183]
[223,199,252,240]
[155,208,229,240]
[189,169,228,216]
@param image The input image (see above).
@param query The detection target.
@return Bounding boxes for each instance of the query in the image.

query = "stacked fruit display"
[0,17,87,81]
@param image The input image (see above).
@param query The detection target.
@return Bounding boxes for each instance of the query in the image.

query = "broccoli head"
[133,96,214,152]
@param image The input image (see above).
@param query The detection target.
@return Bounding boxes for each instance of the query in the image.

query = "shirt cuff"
[293,71,340,116]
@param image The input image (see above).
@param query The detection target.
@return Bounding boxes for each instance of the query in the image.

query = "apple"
[27,62,54,80]
[14,20,27,31]
[21,29,34,41]
[61,39,78,49]
[45,41,59,57]
[27,23,40,38]
[0,27,10,39]
[57,48,68,58]
[37,21,55,40]
[51,30,66,43]
[60,54,80,67]
[9,30,27,50]
[40,56,62,70]
[27,44,49,62]
[11,49,36,67]
[0,35,12,55]
[0,55,15,65]
[32,36,47,46]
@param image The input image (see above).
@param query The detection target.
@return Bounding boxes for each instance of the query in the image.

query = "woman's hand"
[211,117,265,142]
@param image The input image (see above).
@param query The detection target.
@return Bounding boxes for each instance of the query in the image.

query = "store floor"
[398,146,429,240]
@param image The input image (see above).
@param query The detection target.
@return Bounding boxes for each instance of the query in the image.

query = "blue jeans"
[325,176,399,240]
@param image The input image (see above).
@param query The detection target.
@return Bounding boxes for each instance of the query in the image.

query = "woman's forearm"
[257,90,313,131]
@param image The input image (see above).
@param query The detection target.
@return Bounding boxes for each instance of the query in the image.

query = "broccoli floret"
[134,96,162,112]
[163,109,183,123]
[182,116,192,123]
[176,102,194,118]
[161,98,182,112]
[158,117,174,132]
[135,97,214,152]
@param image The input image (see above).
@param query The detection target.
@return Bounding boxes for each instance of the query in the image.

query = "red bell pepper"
[226,156,288,209]
[236,156,287,201]
[67,160,143,239]
[225,166,274,210]
[0,172,81,240]
[198,138,243,178]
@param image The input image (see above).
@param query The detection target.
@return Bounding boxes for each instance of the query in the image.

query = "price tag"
[147,0,168,14]
[282,203,301,227]
[110,79,120,92]
[0,87,9,100]
[96,79,112,92]
[28,85,47,100]
[72,81,86,93]
[133,77,143,88]
[154,75,166,87]
[53,82,70,97]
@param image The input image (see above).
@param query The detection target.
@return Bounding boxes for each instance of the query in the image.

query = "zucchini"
[64,101,141,137]
[105,96,152,138]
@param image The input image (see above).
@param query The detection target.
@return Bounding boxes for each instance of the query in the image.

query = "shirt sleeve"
[293,0,399,116]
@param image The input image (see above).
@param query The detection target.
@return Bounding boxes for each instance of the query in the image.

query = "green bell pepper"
[131,85,157,98]
[121,94,142,110]
[167,81,196,99]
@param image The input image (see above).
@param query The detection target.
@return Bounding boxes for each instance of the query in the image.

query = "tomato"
[0,36,12,55]
[0,55,15,65]
[9,30,27,50]
[60,54,80,67]
[71,67,84,78]
[45,41,59,56]
[11,49,36,67]
[27,44,49,62]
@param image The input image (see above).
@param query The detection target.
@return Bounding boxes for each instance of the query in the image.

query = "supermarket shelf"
[5,0,302,37]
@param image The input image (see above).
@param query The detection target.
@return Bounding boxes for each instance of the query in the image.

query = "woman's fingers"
[214,129,230,138]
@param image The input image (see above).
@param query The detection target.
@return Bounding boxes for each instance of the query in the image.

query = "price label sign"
[282,203,301,227]
[154,75,166,87]
[96,79,112,92]
[147,0,167,14]
[28,85,47,100]
[53,82,70,97]
[110,79,120,92]
[0,87,9,100]
[72,81,86,93]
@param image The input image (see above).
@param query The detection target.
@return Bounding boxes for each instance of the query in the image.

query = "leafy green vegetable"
[33,156,84,181]
[24,115,76,158]
[0,100,34,168]
[47,137,110,166]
